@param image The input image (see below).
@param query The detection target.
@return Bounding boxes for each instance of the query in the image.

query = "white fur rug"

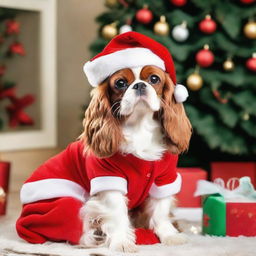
[1,207,256,256]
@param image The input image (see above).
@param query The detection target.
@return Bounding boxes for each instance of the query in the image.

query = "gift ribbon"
[194,176,256,201]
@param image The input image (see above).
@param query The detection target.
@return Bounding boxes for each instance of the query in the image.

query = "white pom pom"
[174,84,189,103]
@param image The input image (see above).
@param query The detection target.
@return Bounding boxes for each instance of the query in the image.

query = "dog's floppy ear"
[80,81,123,158]
[161,74,192,154]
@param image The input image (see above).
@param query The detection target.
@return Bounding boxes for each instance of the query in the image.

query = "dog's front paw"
[109,239,138,253]
[80,228,106,247]
[160,233,187,246]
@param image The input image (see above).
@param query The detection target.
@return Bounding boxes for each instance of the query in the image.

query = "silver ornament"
[119,24,132,34]
[172,22,189,42]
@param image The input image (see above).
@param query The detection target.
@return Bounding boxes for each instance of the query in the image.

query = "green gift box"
[202,194,256,237]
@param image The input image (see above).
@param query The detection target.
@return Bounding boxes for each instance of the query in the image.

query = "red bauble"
[246,55,256,72]
[9,42,25,56]
[199,15,217,34]
[240,0,255,4]
[136,8,153,24]
[6,20,20,35]
[170,0,187,6]
[196,47,214,67]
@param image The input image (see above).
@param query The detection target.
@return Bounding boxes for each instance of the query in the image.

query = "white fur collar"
[120,102,166,161]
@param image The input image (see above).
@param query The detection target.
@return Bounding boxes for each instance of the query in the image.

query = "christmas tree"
[88,0,256,166]
[0,8,34,131]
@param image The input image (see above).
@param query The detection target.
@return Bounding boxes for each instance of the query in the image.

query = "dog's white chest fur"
[120,102,166,161]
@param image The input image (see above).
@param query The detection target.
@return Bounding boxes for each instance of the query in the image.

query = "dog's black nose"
[132,82,146,91]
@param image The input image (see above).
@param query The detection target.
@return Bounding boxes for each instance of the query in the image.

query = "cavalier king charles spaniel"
[79,65,192,252]
[16,32,192,253]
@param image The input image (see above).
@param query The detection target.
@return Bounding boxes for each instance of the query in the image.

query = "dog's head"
[81,65,192,158]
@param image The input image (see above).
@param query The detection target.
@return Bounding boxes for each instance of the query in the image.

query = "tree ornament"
[243,21,256,39]
[105,0,118,7]
[102,22,118,40]
[242,112,250,121]
[136,5,153,24]
[5,20,20,35]
[240,0,255,4]
[9,42,25,56]
[223,58,235,71]
[154,16,169,36]
[199,15,217,34]
[186,72,203,91]
[119,24,132,34]
[170,0,187,6]
[172,21,189,42]
[246,53,256,72]
[196,45,214,67]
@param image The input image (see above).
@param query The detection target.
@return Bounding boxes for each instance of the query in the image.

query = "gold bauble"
[186,73,203,91]
[244,21,256,39]
[154,16,169,36]
[223,59,234,71]
[102,23,118,40]
[0,187,6,204]
[105,0,118,7]
[242,112,250,121]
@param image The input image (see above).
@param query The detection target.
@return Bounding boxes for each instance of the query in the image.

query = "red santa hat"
[83,31,188,103]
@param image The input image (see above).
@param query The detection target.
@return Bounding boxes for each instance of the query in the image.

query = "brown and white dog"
[79,64,192,252]
[16,32,192,253]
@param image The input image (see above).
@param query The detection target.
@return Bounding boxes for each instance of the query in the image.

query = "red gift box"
[211,162,256,188]
[227,202,256,236]
[203,194,256,237]
[0,161,10,215]
[176,168,207,207]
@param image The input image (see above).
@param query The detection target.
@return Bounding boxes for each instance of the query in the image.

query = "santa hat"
[83,32,188,103]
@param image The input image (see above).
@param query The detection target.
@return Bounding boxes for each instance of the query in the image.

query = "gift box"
[0,161,10,215]
[211,162,256,188]
[196,177,256,237]
[203,195,256,236]
[176,168,207,207]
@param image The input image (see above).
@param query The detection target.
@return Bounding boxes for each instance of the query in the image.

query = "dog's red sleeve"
[155,154,179,186]
[149,154,181,198]
[86,153,128,196]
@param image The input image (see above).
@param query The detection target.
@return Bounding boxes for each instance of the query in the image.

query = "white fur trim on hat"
[174,84,189,103]
[83,47,166,86]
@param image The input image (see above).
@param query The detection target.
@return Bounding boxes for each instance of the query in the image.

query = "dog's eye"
[115,79,128,90]
[149,75,160,85]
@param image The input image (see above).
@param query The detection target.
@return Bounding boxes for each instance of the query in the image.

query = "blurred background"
[0,0,255,213]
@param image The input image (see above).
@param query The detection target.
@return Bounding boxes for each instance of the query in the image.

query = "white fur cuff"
[90,176,128,196]
[20,179,88,204]
[149,173,182,199]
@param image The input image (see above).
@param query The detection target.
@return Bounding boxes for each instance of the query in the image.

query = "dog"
[79,64,192,252]
[16,32,192,252]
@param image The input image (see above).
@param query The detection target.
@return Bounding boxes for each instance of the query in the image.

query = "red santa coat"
[16,141,181,244]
